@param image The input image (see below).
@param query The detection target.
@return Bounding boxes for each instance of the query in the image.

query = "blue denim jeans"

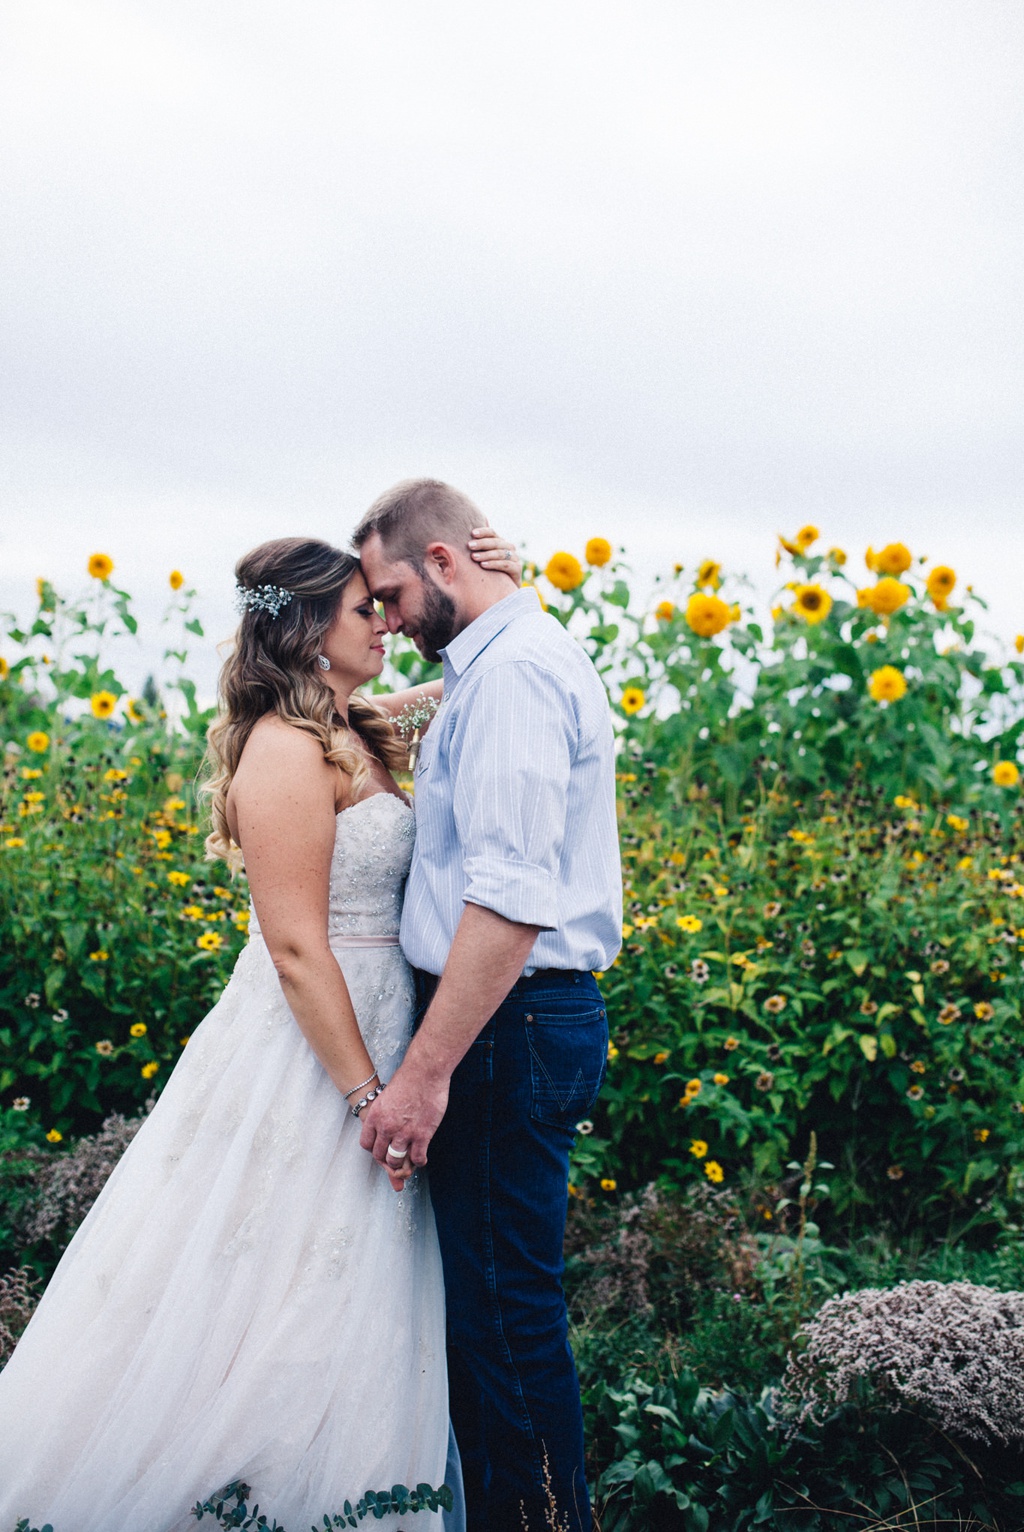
[416,969,607,1532]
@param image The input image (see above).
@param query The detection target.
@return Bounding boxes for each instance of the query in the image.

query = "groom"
[354,480,621,1532]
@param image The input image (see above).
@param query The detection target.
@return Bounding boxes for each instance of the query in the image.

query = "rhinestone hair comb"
[234,583,295,619]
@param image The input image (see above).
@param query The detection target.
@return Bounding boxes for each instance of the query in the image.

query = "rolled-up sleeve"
[450,662,576,929]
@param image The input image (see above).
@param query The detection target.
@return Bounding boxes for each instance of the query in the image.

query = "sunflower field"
[2,532,1024,1231]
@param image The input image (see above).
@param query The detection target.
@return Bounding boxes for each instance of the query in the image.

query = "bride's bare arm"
[229,718,379,1103]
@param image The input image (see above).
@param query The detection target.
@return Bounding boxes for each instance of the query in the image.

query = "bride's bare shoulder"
[232,715,336,798]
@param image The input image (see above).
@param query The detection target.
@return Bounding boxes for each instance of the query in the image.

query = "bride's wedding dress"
[0,793,458,1532]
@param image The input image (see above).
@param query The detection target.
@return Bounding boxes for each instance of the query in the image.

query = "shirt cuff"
[462,855,558,929]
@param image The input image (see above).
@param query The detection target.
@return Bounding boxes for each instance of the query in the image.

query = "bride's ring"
[386,1144,408,1162]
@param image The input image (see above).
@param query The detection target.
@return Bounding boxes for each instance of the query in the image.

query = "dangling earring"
[317,654,331,671]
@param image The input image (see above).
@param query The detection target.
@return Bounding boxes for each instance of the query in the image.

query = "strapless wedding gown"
[0,793,459,1532]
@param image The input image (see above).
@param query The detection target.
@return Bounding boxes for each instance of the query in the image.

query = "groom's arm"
[359,903,539,1175]
[360,660,574,1176]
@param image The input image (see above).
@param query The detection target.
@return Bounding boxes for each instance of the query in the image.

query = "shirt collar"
[441,586,542,679]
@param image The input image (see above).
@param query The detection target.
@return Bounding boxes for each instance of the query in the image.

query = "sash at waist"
[329,933,401,948]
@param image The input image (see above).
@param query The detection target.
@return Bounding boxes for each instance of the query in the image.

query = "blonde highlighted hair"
[202,536,405,870]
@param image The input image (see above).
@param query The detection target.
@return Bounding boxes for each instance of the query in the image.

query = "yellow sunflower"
[793,584,832,625]
[87,552,114,581]
[696,559,721,589]
[544,552,584,592]
[866,542,912,576]
[868,665,907,703]
[865,578,911,616]
[655,600,675,621]
[26,730,50,752]
[993,760,1020,788]
[584,538,612,567]
[925,565,956,608]
[90,690,118,719]
[0,657,9,681]
[169,570,185,590]
[795,524,819,549]
[828,547,847,566]
[620,687,645,715]
[685,592,732,638]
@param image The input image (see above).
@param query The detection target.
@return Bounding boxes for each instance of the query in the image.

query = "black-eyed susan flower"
[130,1023,147,1038]
[584,538,612,567]
[704,1160,724,1183]
[620,687,645,715]
[26,731,49,753]
[600,1178,617,1192]
[544,552,584,592]
[91,690,118,719]
[4,836,26,849]
[197,931,223,952]
[46,1128,63,1143]
[993,760,1020,788]
[866,542,912,576]
[167,870,191,887]
[868,666,907,704]
[689,1139,708,1158]
[793,583,832,625]
[675,914,702,933]
[126,698,145,723]
[87,552,114,580]
[685,591,731,638]
[141,1061,159,1079]
[89,949,109,962]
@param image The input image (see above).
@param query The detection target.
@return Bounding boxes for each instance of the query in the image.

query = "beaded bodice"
[249,793,416,941]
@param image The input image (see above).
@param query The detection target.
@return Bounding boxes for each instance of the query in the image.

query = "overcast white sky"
[2,0,1022,694]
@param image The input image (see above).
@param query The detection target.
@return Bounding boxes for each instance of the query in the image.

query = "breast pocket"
[526,1004,608,1127]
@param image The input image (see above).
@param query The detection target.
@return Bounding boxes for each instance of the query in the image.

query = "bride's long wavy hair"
[202,537,405,870]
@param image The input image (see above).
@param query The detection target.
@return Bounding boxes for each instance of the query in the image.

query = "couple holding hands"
[0,479,621,1532]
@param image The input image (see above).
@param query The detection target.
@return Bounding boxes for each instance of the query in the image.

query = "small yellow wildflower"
[130,1022,147,1038]
[696,558,721,589]
[125,698,145,724]
[793,584,832,625]
[1016,634,1024,654]
[713,885,729,898]
[169,569,185,590]
[868,666,907,704]
[704,1160,725,1184]
[974,1001,995,1020]
[607,1042,619,1061]
[87,552,114,581]
[795,524,819,549]
[655,600,675,621]
[974,1127,991,1143]
[675,914,702,933]
[141,1061,159,1079]
[89,950,109,962]
[724,1036,739,1051]
[26,731,50,753]
[4,837,26,849]
[685,1078,702,1095]
[95,1040,114,1056]
[689,1139,708,1158]
[545,552,584,592]
[764,994,787,1014]
[620,687,645,715]
[45,1129,63,1144]
[946,814,969,832]
[993,760,1020,788]
[712,1073,729,1086]
[91,690,118,719]
[600,1178,617,1192]
[167,870,191,887]
[584,538,612,567]
[197,931,223,952]
[653,1051,670,1065]
[0,657,8,681]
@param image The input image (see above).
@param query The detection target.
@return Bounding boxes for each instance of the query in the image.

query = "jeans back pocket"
[525,1004,607,1127]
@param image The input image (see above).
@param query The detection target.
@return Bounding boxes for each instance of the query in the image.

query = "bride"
[0,529,519,1532]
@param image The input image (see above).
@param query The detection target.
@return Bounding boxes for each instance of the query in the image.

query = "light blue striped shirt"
[400,587,623,977]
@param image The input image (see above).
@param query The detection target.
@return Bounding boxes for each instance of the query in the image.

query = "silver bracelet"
[343,1070,379,1101]
[351,1081,387,1118]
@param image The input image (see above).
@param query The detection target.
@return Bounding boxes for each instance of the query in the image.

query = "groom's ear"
[424,541,460,585]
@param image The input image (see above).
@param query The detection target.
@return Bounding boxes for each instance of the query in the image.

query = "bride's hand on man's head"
[468,528,523,586]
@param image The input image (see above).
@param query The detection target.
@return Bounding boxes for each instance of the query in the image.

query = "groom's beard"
[414,582,458,664]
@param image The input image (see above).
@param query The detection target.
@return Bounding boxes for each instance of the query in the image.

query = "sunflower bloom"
[544,552,584,592]
[867,543,912,576]
[91,690,118,719]
[584,538,612,567]
[925,565,956,609]
[993,760,1020,788]
[696,559,721,589]
[795,524,819,549]
[793,584,832,625]
[169,570,185,590]
[685,592,732,638]
[87,552,114,581]
[828,547,847,565]
[620,687,645,715]
[655,600,675,621]
[0,657,9,681]
[1016,635,1024,654]
[868,666,907,704]
[865,578,911,617]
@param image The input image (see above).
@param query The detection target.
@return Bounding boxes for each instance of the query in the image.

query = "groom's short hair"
[352,479,481,573]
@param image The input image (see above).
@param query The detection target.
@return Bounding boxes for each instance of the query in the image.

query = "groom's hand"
[359,1060,450,1188]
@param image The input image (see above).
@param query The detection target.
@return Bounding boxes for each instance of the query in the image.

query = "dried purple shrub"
[781,1279,1024,1446]
[12,1110,145,1248]
[0,1266,39,1366]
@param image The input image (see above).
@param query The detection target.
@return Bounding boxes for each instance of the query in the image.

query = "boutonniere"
[394,697,441,770]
